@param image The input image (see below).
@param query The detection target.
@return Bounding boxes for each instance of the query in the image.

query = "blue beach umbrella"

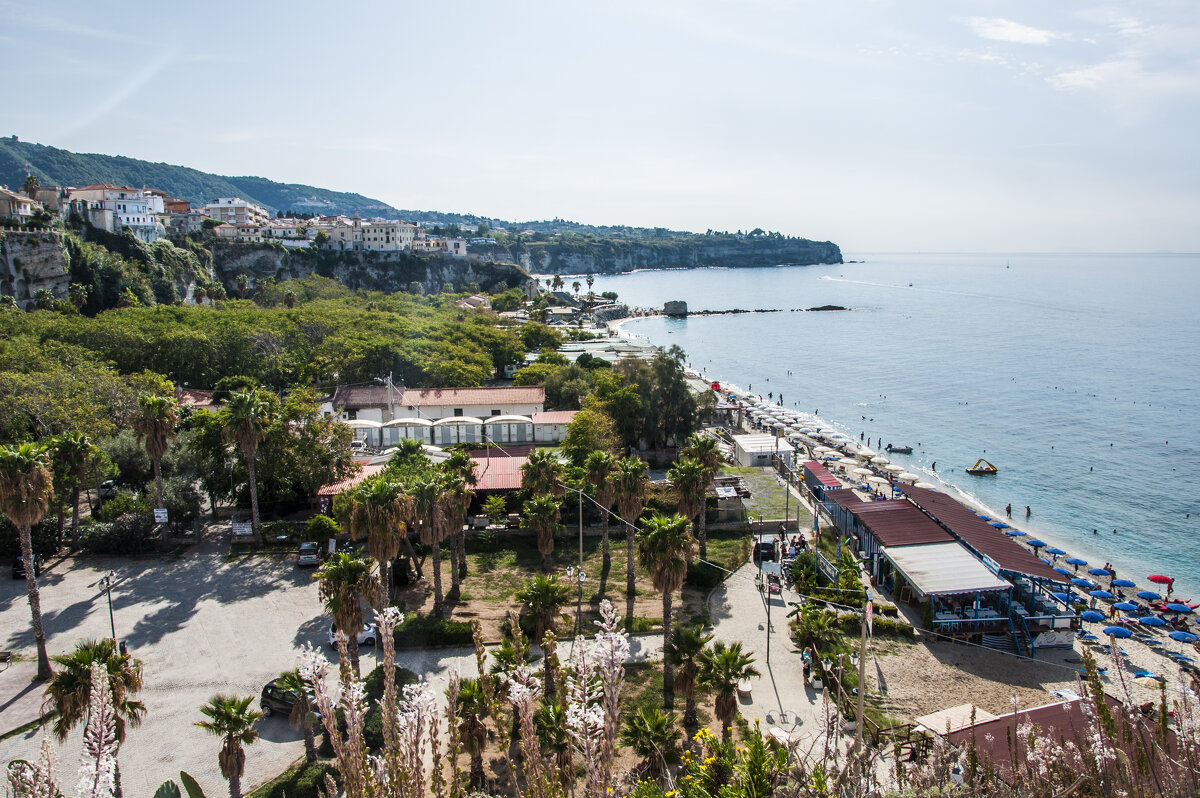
[1112,579,1137,588]
[1065,557,1087,566]
[990,521,1009,529]
[1039,558,1052,565]
[1080,610,1106,623]
[1165,603,1194,613]
[977,514,990,521]
[1025,539,1046,548]
[1137,590,1162,601]
[1050,592,1072,603]
[1139,616,1168,627]
[1090,590,1115,599]
[1113,601,1139,612]
[1175,655,1196,663]
[1169,631,1198,644]
[1103,626,1134,639]
[1053,567,1072,576]
[1088,567,1112,577]
[1004,529,1026,537]
[1071,578,1096,589]
[1045,547,1066,556]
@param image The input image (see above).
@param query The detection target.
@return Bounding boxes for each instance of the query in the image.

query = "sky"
[2,0,1199,252]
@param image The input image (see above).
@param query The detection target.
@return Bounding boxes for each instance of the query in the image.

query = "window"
[491,409,501,416]
[346,409,358,420]
[453,408,463,417]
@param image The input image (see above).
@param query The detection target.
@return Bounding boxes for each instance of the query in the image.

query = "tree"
[697,641,760,743]
[584,450,616,567]
[533,700,573,792]
[636,514,695,704]
[618,707,680,782]
[195,694,262,798]
[520,447,564,498]
[664,623,713,732]
[456,677,491,788]
[572,281,581,296]
[274,668,317,763]
[132,393,177,547]
[283,289,297,309]
[586,274,595,291]
[411,478,449,618]
[50,432,98,548]
[441,450,477,584]
[680,433,722,560]
[68,282,90,311]
[482,494,507,525]
[0,442,54,680]
[560,405,619,466]
[315,552,380,677]
[346,477,413,604]
[551,274,564,291]
[514,573,572,694]
[613,456,649,603]
[22,174,39,199]
[667,456,706,555]
[220,389,273,540]
[790,601,838,653]
[235,274,249,299]
[522,494,561,573]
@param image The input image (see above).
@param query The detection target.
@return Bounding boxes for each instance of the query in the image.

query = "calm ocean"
[585,253,1200,598]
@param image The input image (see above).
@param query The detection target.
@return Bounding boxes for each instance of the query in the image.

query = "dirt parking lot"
[0,550,329,795]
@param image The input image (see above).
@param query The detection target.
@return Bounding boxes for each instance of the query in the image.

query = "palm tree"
[0,442,54,680]
[520,448,564,498]
[43,638,145,744]
[534,700,573,793]
[667,456,706,544]
[411,478,448,618]
[51,432,96,548]
[697,641,760,743]
[522,494,561,573]
[456,677,490,789]
[315,552,380,677]
[220,389,273,540]
[274,669,317,763]
[637,514,695,704]
[132,394,178,547]
[195,694,262,798]
[443,450,477,581]
[584,450,616,567]
[664,623,713,732]
[346,477,412,603]
[618,707,680,782]
[681,433,722,560]
[612,456,649,601]
[514,573,571,695]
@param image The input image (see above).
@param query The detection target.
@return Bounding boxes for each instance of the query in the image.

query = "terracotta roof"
[331,384,405,409]
[471,454,528,492]
[71,184,138,191]
[405,386,545,408]
[531,410,577,424]
[317,463,385,497]
[848,501,954,548]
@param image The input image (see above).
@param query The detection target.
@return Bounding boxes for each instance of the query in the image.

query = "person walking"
[1005,504,1012,518]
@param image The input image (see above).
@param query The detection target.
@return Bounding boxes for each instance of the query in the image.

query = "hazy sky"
[3,1,1198,251]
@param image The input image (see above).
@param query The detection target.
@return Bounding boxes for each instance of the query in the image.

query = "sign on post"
[232,522,253,537]
[153,508,169,523]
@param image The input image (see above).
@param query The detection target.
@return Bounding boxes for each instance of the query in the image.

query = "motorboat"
[885,444,913,454]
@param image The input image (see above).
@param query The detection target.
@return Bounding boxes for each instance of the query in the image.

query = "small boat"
[966,458,998,475]
[885,444,913,454]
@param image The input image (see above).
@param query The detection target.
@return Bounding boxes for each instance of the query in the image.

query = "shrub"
[161,475,201,533]
[248,760,339,798]
[80,514,156,554]
[685,560,725,590]
[95,490,150,522]
[318,664,419,755]
[305,514,339,542]
[0,517,61,558]
[394,613,474,649]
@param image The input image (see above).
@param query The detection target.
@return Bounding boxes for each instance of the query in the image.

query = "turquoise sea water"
[585,254,1200,598]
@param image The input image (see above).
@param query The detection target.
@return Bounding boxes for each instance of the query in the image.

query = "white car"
[328,622,378,648]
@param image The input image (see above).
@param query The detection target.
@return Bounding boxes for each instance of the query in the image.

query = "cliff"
[0,230,69,307]
[211,243,529,296]
[468,235,842,274]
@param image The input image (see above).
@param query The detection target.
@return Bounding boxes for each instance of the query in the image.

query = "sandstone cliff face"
[469,237,842,274]
[211,243,529,295]
[0,230,69,307]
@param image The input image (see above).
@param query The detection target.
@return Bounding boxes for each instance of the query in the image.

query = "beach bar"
[880,541,1013,636]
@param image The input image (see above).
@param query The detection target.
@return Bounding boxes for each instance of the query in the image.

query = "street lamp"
[97,571,116,641]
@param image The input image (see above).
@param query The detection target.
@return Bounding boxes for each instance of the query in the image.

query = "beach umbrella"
[884,464,904,474]
[1088,568,1112,577]
[1175,655,1196,663]
[1148,574,1174,585]
[1103,626,1134,639]
[838,457,857,465]
[1025,539,1046,549]
[1137,590,1162,601]
[1090,590,1115,599]
[1004,529,1027,537]
[1039,557,1052,565]
[1071,578,1096,589]
[1065,557,1087,566]
[1113,601,1139,612]
[1139,616,1168,627]
[1169,631,1198,644]
[851,467,873,476]
[855,447,877,459]
[1134,676,1163,689]
[976,514,991,521]
[990,521,1009,529]
[897,472,920,482]
[914,481,938,489]
[1053,567,1072,576]
[866,476,890,487]
[1080,610,1106,623]
[1045,547,1066,556]
[1165,603,1194,613]
[1050,592,1072,603]
[1111,578,1137,588]
[870,455,889,465]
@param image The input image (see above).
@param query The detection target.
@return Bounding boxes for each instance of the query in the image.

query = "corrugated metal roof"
[850,501,954,547]
[406,386,545,408]
[896,485,1063,582]
[883,541,1012,596]
[826,490,863,507]
[471,455,528,492]
[803,461,842,488]
[531,411,577,424]
[317,463,385,497]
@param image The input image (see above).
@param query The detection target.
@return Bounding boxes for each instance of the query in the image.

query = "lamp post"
[98,571,116,641]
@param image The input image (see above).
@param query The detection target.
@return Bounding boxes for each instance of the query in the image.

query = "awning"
[883,542,1012,598]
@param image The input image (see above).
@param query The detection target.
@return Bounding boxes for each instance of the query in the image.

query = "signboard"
[153,508,168,523]
[232,523,253,537]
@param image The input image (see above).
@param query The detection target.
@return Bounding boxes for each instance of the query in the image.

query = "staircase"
[981,633,1018,653]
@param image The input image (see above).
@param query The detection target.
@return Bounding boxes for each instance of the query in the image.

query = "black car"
[259,678,313,719]
[752,541,776,563]
[12,555,39,579]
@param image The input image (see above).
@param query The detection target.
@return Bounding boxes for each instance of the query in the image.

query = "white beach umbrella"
[897,472,920,482]
[866,476,890,486]
[870,455,890,465]
[851,467,873,477]
[914,482,938,489]
[884,464,904,474]
[855,447,877,459]
[838,457,858,466]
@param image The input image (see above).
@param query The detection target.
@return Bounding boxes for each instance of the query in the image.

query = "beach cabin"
[803,460,843,500]
[483,415,535,444]
[382,417,434,447]
[837,499,955,580]
[431,416,484,446]
[734,434,792,467]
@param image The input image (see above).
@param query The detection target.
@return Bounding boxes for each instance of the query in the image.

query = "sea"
[581,253,1200,600]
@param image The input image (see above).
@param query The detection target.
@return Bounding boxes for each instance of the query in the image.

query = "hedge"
[394,613,474,649]
[248,761,339,798]
[685,560,726,590]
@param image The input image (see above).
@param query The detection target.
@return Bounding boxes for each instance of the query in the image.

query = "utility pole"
[857,602,870,749]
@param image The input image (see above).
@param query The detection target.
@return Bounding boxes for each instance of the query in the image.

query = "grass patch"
[720,466,813,524]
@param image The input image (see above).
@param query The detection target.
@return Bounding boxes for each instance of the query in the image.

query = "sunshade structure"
[1089,590,1114,599]
[1139,616,1168,627]
[1112,579,1137,588]
[1080,610,1106,623]
[871,455,890,465]
[884,464,905,474]
[1169,631,1198,644]
[881,541,1012,600]
[1004,529,1027,537]
[1137,591,1162,601]
[1088,568,1111,577]
[1113,602,1139,612]
[1044,547,1065,556]
[1072,578,1097,589]
[897,472,920,482]
[1103,626,1134,639]
[1065,557,1088,566]
[1053,567,1072,577]
[1165,603,1194,613]
[1148,574,1175,585]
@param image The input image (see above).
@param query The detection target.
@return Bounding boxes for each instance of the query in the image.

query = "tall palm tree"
[43,638,145,744]
[315,552,380,677]
[0,442,54,680]
[697,641,760,743]
[664,623,713,732]
[346,477,412,603]
[637,514,695,704]
[411,478,448,618]
[681,434,722,560]
[220,390,273,540]
[584,450,616,567]
[195,694,262,798]
[514,573,572,695]
[522,494,561,573]
[456,677,490,789]
[51,432,96,548]
[132,393,178,516]
[273,669,317,763]
[521,448,564,498]
[667,456,706,545]
[612,456,649,601]
[618,707,680,782]
[443,450,477,582]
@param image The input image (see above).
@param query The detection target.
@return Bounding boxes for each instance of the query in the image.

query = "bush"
[248,760,339,798]
[0,517,61,558]
[80,514,156,554]
[95,490,150,522]
[305,514,339,542]
[394,613,474,649]
[685,560,726,590]
[161,476,201,533]
[319,664,419,755]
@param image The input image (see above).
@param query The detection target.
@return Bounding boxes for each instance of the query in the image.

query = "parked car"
[259,677,319,720]
[752,541,776,563]
[297,541,321,567]
[328,622,378,648]
[11,555,39,580]
[98,480,117,501]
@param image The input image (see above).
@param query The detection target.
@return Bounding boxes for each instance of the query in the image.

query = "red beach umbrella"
[1148,574,1174,584]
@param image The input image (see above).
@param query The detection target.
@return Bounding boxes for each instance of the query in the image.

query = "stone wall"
[0,230,69,307]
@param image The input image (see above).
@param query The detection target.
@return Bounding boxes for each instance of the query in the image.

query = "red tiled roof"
[848,501,954,548]
[803,461,842,489]
[71,184,138,191]
[471,454,528,492]
[406,386,545,407]
[531,411,577,424]
[317,463,385,497]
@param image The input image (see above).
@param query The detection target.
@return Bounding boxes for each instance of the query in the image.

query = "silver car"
[328,622,378,648]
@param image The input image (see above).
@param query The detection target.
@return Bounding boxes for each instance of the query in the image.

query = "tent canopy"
[883,541,1012,598]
